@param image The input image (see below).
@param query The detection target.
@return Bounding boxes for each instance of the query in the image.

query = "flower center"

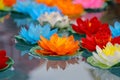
[89,22,91,27]
[102,44,120,56]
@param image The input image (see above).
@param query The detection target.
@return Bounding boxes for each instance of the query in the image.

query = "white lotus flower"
[92,42,120,67]
[38,12,70,28]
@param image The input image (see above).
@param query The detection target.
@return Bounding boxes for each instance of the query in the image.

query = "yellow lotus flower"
[36,34,79,56]
[0,0,4,10]
[92,42,120,67]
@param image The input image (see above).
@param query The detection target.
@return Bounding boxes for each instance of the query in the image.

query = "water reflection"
[46,58,79,70]
[28,59,94,80]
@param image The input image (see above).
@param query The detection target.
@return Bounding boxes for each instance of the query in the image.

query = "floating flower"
[19,23,57,44]
[56,1,84,18]
[36,0,54,6]
[72,17,107,35]
[0,0,4,10]
[35,34,79,56]
[0,50,9,69]
[87,42,120,69]
[81,24,120,52]
[0,0,16,10]
[110,21,120,38]
[38,12,70,28]
[35,0,84,18]
[3,0,16,7]
[14,2,60,20]
[81,25,112,51]
[73,0,105,9]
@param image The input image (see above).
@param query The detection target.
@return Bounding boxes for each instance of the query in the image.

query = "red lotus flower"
[81,25,112,51]
[0,50,9,69]
[81,23,120,52]
[72,17,107,35]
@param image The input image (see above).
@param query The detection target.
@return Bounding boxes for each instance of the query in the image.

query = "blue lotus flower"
[14,1,61,20]
[110,21,120,38]
[19,23,58,44]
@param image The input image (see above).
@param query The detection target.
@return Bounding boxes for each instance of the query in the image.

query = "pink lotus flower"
[73,0,105,9]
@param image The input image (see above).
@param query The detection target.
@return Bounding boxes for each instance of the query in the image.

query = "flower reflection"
[46,58,79,70]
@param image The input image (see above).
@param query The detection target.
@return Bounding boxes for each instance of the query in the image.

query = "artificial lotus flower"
[73,0,105,9]
[14,2,60,20]
[110,21,120,38]
[82,35,120,52]
[0,50,9,69]
[36,0,84,18]
[56,1,84,18]
[0,0,16,10]
[81,24,120,52]
[38,12,70,28]
[36,0,54,6]
[36,34,79,56]
[81,25,112,51]
[19,23,58,44]
[0,0,4,10]
[72,17,107,35]
[88,42,120,69]
[3,0,16,7]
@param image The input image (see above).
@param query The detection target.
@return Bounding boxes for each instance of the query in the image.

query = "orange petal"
[35,49,52,55]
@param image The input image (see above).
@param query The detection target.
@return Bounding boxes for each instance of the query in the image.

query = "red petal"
[81,36,96,51]
[0,50,6,57]
[111,36,120,44]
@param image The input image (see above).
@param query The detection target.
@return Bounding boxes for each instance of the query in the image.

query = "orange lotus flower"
[36,0,55,6]
[3,0,16,7]
[36,0,84,18]
[36,34,79,56]
[56,1,84,18]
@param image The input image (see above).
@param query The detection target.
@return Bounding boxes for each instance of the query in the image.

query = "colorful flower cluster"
[72,17,120,51]
[36,0,84,18]
[72,17,120,69]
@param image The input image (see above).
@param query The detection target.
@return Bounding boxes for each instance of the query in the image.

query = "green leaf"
[10,11,30,19]
[87,56,110,69]
[69,32,85,40]
[81,49,92,58]
[15,36,37,51]
[85,3,108,13]
[29,46,82,61]
[0,57,14,72]
[0,10,9,18]
[109,67,120,77]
